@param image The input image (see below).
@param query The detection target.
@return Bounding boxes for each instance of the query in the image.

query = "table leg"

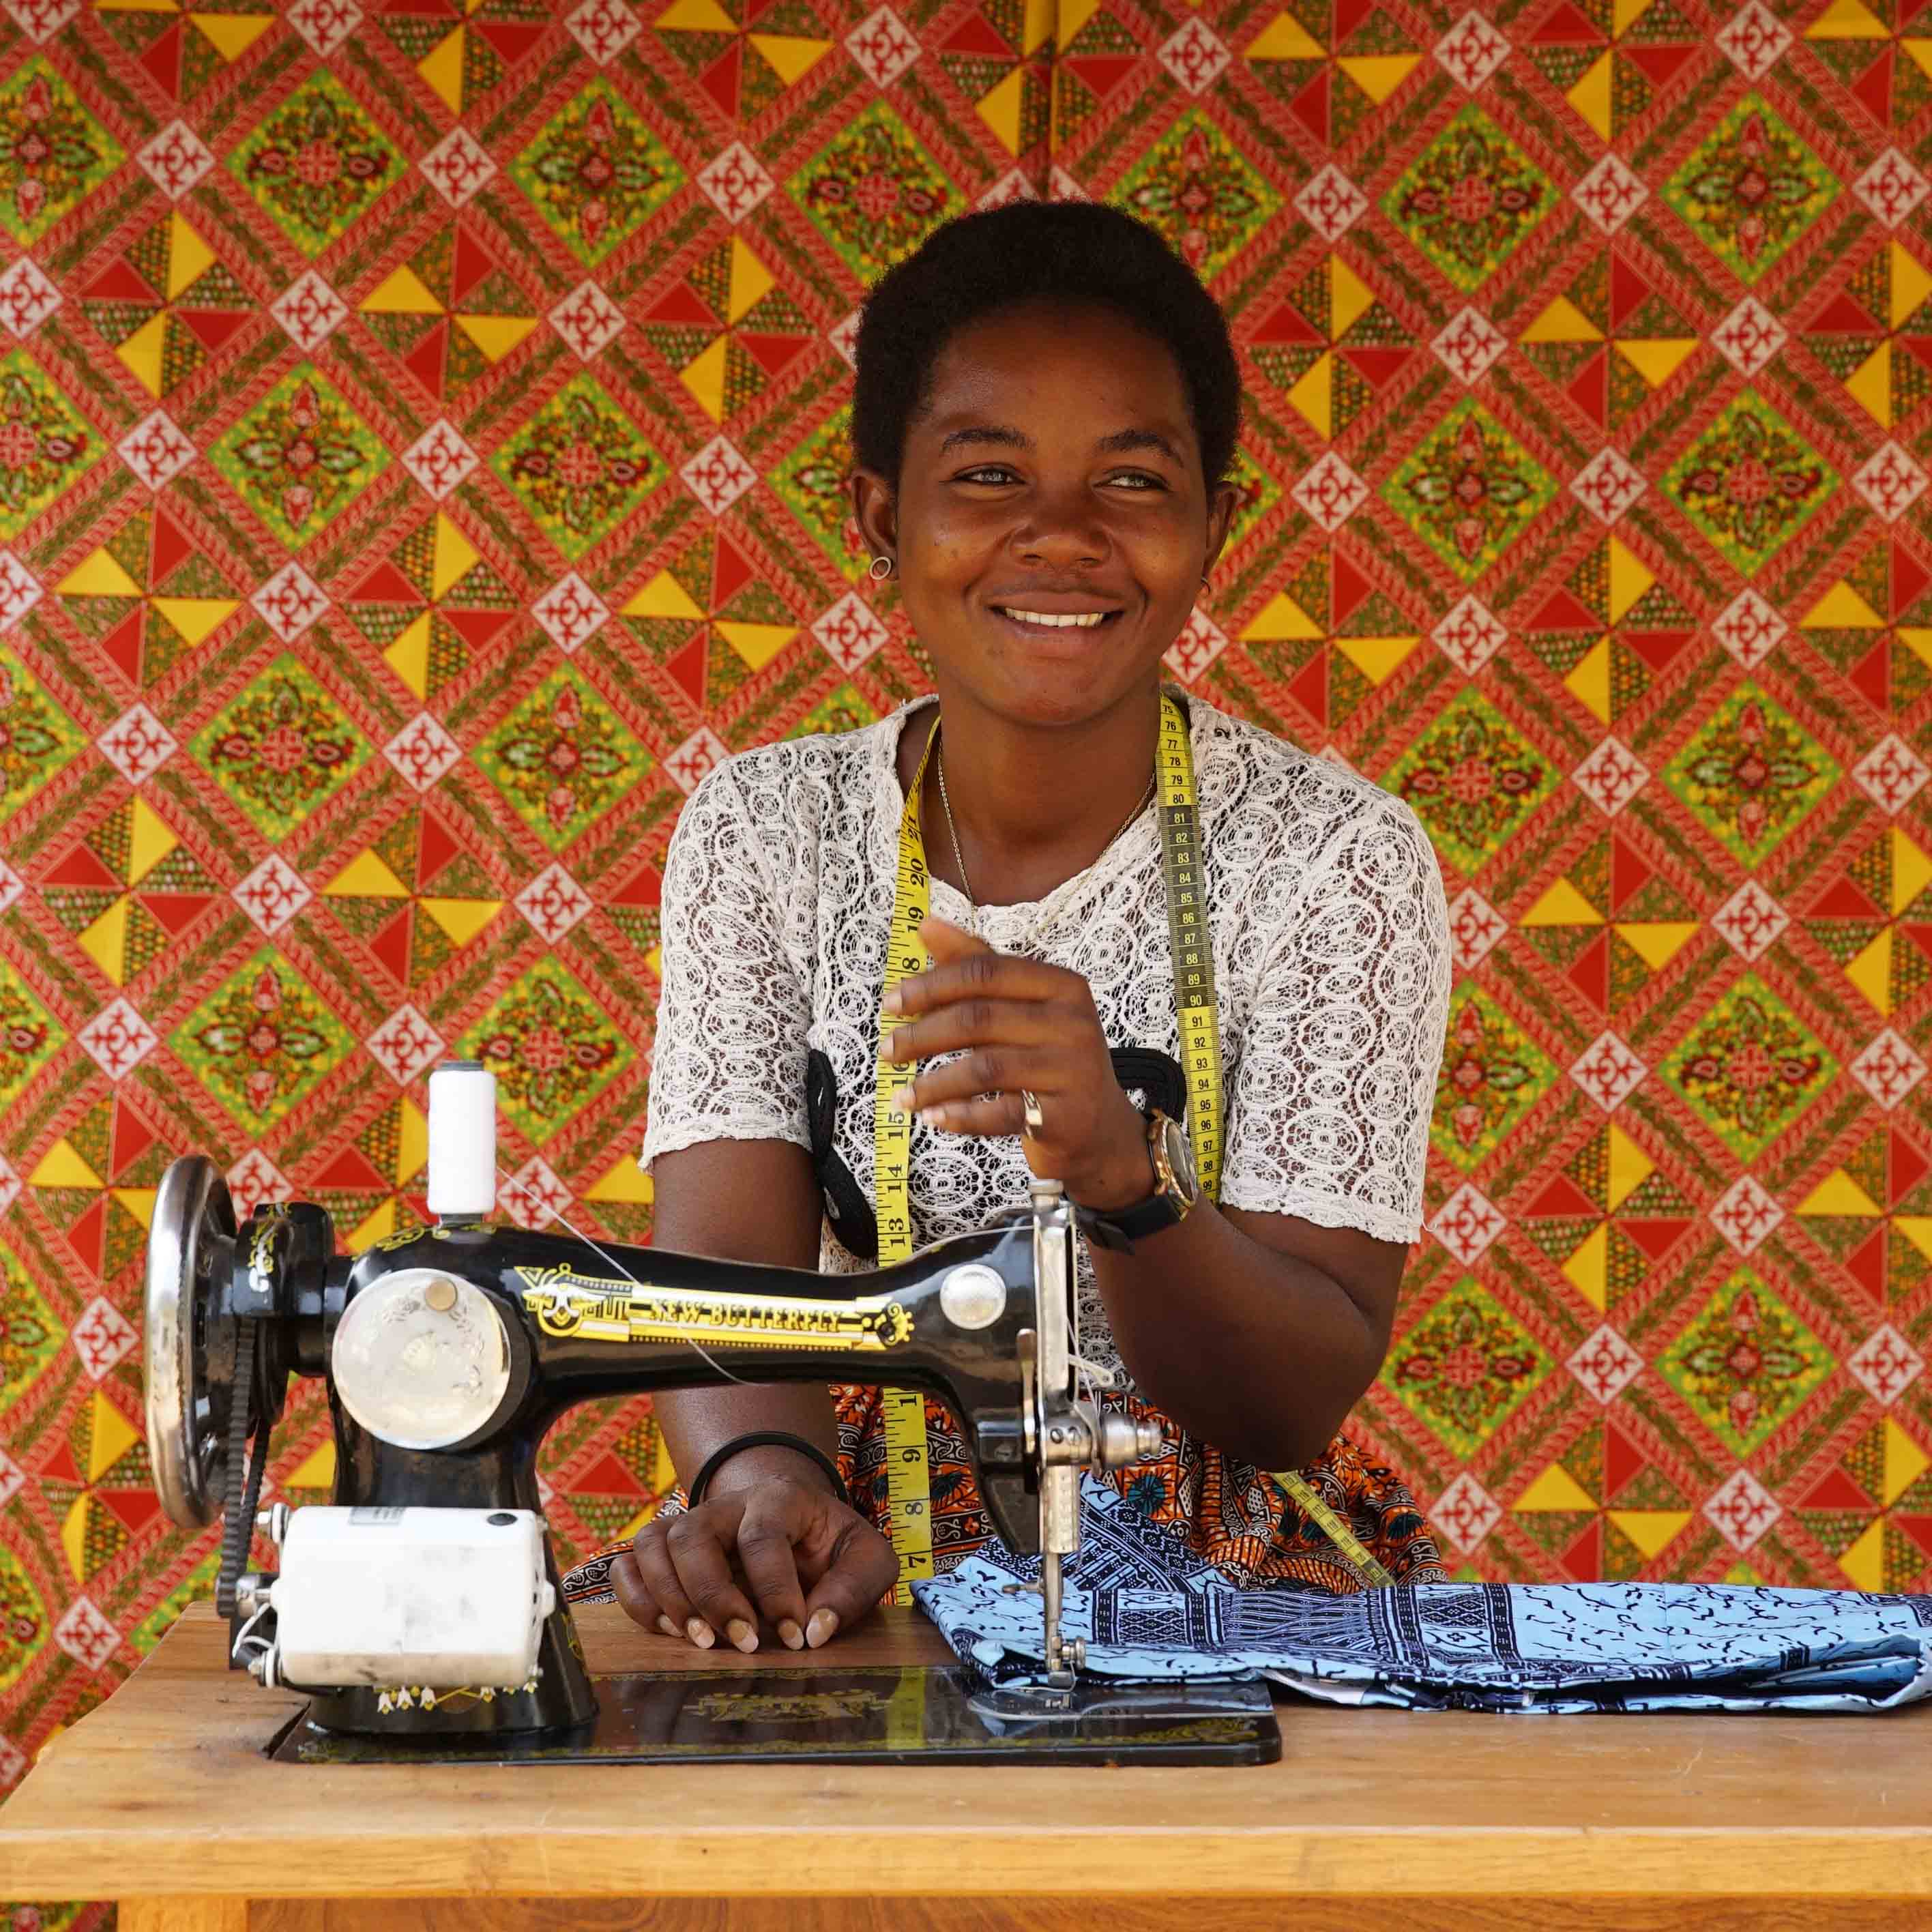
[119,1900,250,1932]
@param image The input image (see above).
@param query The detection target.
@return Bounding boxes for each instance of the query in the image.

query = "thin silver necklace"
[933,725,1156,909]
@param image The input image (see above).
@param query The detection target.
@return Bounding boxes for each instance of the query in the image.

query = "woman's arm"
[607,1139,900,1651]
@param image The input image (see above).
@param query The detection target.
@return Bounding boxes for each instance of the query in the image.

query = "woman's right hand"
[607,1456,899,1654]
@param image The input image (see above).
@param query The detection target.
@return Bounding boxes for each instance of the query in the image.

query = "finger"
[733,1494,812,1650]
[913,1092,1032,1139]
[894,1045,1081,1116]
[885,946,1071,1021]
[605,1548,679,1639]
[914,915,989,959]
[663,1504,765,1652]
[800,1517,903,1647]
[629,1517,711,1647]
[879,997,1074,1067]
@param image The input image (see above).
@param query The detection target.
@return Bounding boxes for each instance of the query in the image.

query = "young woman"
[562,199,1453,1654]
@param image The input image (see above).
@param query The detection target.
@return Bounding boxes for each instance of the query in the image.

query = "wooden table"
[3,1600,1931,1930]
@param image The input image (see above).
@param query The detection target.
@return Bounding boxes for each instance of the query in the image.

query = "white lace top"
[639,689,1454,1382]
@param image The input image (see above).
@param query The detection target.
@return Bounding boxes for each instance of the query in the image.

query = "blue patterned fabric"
[911,1478,1932,1714]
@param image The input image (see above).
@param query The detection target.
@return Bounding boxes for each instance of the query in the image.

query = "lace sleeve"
[1218,794,1452,1244]
[637,758,813,1171]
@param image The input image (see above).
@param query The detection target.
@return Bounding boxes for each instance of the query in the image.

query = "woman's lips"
[986,606,1126,639]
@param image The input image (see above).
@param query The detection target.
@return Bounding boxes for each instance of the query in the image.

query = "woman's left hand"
[879,915,1154,1212]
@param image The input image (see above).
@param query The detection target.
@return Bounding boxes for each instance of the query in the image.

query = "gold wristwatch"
[1074,1108,1199,1253]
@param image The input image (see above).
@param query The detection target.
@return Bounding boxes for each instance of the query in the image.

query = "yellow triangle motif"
[285,1440,337,1491]
[420,897,502,947]
[1523,296,1602,345]
[585,1155,655,1203]
[112,1186,156,1229]
[29,1139,104,1190]
[1797,1168,1884,1216]
[679,334,730,422]
[1845,927,1892,1015]
[1564,634,1613,724]
[976,63,1027,158]
[61,1495,91,1584]
[1333,636,1419,686]
[116,310,171,400]
[1605,1124,1654,1212]
[347,1199,397,1254]
[1613,338,1698,391]
[1021,0,1054,57]
[1846,340,1892,427]
[430,514,479,602]
[1240,591,1323,642]
[1807,0,1892,37]
[452,314,539,364]
[1890,828,1932,918]
[57,548,143,599]
[361,265,445,317]
[1803,581,1886,629]
[190,12,273,61]
[1246,12,1325,59]
[127,797,179,885]
[716,621,796,671]
[325,851,410,898]
[1897,1216,1932,1265]
[383,612,434,701]
[78,897,131,985]
[151,596,235,649]
[1839,1516,1887,1592]
[1883,1418,1930,1510]
[1607,1510,1691,1560]
[1561,1221,1609,1312]
[419,25,466,114]
[1285,351,1333,439]
[165,213,216,301]
[1516,1463,1597,1512]
[726,237,775,327]
[1330,258,1375,340]
[1888,243,1932,330]
[87,1390,141,1483]
[624,570,707,621]
[1568,50,1615,143]
[658,0,738,27]
[1613,922,1698,971]
[1521,877,1603,925]
[749,33,832,89]
[1338,53,1417,104]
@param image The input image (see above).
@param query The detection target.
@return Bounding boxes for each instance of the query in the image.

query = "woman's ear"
[849,467,898,566]
[1203,478,1240,576]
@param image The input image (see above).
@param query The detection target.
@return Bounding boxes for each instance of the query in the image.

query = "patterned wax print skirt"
[559,1386,1448,1605]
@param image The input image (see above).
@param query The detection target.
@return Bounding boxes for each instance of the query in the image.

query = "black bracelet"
[685,1431,850,1510]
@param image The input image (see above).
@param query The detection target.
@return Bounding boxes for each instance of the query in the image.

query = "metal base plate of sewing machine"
[266,1663,1280,1766]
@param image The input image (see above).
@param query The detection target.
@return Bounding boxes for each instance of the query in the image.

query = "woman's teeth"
[995,608,1115,628]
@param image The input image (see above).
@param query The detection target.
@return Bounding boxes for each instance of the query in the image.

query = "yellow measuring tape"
[875,693,1392,1598]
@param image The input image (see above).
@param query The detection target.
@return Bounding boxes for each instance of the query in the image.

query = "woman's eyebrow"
[936,424,1185,463]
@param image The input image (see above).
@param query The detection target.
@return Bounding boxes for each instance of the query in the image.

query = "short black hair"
[850,199,1242,493]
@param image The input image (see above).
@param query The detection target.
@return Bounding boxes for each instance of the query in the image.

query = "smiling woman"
[560,201,1456,1655]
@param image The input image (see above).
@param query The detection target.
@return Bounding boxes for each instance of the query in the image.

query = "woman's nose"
[1012,484,1111,566]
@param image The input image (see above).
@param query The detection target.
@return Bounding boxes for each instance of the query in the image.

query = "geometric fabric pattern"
[0,11,1930,1922]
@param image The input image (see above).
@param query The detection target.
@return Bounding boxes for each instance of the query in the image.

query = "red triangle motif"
[1063,54,1140,98]
[1801,1467,1875,1512]
[645,284,720,330]
[68,1198,106,1277]
[1811,875,1886,920]
[1334,0,1377,37]
[177,309,250,357]
[736,332,811,380]
[1566,350,1609,430]
[1529,587,1600,632]
[1890,1130,1930,1209]
[701,40,744,120]
[442,606,518,652]
[111,1098,159,1180]
[140,892,216,937]
[1847,1227,1888,1307]
[1608,834,1652,913]
[1850,637,1892,713]
[403,321,450,398]
[150,506,197,586]
[83,258,160,305]
[609,861,662,908]
[312,1145,391,1192]
[1560,1517,1602,1583]
[1566,930,1609,1010]
[100,1488,164,1536]
[667,632,709,708]
[943,13,1015,57]
[140,20,184,97]
[1620,1219,1692,1263]
[576,1451,650,1497]
[41,1442,83,1486]
[1890,1514,1932,1564]
[1252,300,1323,346]
[370,907,414,986]
[1285,652,1328,729]
[1609,251,1654,332]
[1622,42,1695,93]
[712,533,758,607]
[1852,47,1894,128]
[1337,346,1411,391]
[1603,1422,1647,1502]
[1623,630,1693,677]
[1892,542,1931,619]
[1525,1173,1600,1218]
[1330,548,1371,627]
[347,558,423,606]
[102,609,145,686]
[418,809,460,886]
[42,844,123,891]
[1532,1,1602,42]
[1811,290,1884,336]
[474,22,547,74]
[1290,68,1331,146]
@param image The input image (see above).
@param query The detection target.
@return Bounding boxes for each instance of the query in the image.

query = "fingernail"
[882,986,903,1014]
[686,1618,716,1649]
[778,1618,804,1650]
[657,1615,679,1638]
[806,1608,840,1648]
[891,1084,916,1111]
[727,1618,759,1654]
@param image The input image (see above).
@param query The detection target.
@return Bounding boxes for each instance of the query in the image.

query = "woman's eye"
[956,467,1165,490]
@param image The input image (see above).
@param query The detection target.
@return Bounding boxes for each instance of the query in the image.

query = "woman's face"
[851,298,1240,729]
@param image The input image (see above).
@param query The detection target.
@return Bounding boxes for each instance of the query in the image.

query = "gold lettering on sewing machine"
[516,1268,913,1351]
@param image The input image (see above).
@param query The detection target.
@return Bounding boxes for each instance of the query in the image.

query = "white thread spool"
[426,1060,496,1222]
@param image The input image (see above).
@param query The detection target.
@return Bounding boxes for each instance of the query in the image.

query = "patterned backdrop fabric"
[0,0,1929,1916]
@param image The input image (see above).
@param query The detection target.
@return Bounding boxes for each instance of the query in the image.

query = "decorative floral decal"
[1383,104,1555,291]
[1384,1277,1552,1459]
[191,655,369,841]
[1658,1272,1832,1458]
[510,80,683,264]
[213,366,390,551]
[462,958,633,1141]
[1660,682,1841,867]
[1664,96,1838,283]
[0,61,123,246]
[1387,688,1561,875]
[1115,110,1281,282]
[0,349,96,541]
[787,100,964,279]
[228,71,404,257]
[1665,392,1834,577]
[1659,973,1837,1162]
[0,963,59,1111]
[494,372,665,561]
[1384,398,1557,582]
[173,951,354,1135]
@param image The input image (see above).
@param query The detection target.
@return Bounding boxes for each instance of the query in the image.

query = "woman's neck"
[899,682,1165,908]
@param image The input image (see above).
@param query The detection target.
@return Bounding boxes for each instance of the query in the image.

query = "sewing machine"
[142,1063,1279,1765]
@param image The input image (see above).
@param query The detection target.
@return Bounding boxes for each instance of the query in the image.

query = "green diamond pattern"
[1114,108,1281,284]
[1381,104,1556,293]
[1663,390,1835,577]
[1660,680,1841,868]
[1382,397,1557,583]
[474,662,653,851]
[509,78,684,266]
[190,653,371,841]
[787,100,966,282]
[210,364,390,551]
[227,70,407,257]
[1658,1269,1833,1458]
[1428,983,1562,1172]
[1658,972,1839,1163]
[0,59,125,248]
[1663,94,1839,286]
[460,955,634,1143]
[768,405,861,582]
[0,348,103,542]
[0,639,84,823]
[1382,1275,1553,1461]
[491,371,667,562]
[1385,687,1563,875]
[0,960,60,1114]
[170,948,357,1136]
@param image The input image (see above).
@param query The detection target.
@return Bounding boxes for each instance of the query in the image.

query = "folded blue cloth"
[912,1477,1932,1714]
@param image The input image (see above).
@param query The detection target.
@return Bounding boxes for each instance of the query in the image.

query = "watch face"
[1160,1114,1198,1202]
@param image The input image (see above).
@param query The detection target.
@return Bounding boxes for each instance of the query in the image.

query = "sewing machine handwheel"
[144,1154,237,1530]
